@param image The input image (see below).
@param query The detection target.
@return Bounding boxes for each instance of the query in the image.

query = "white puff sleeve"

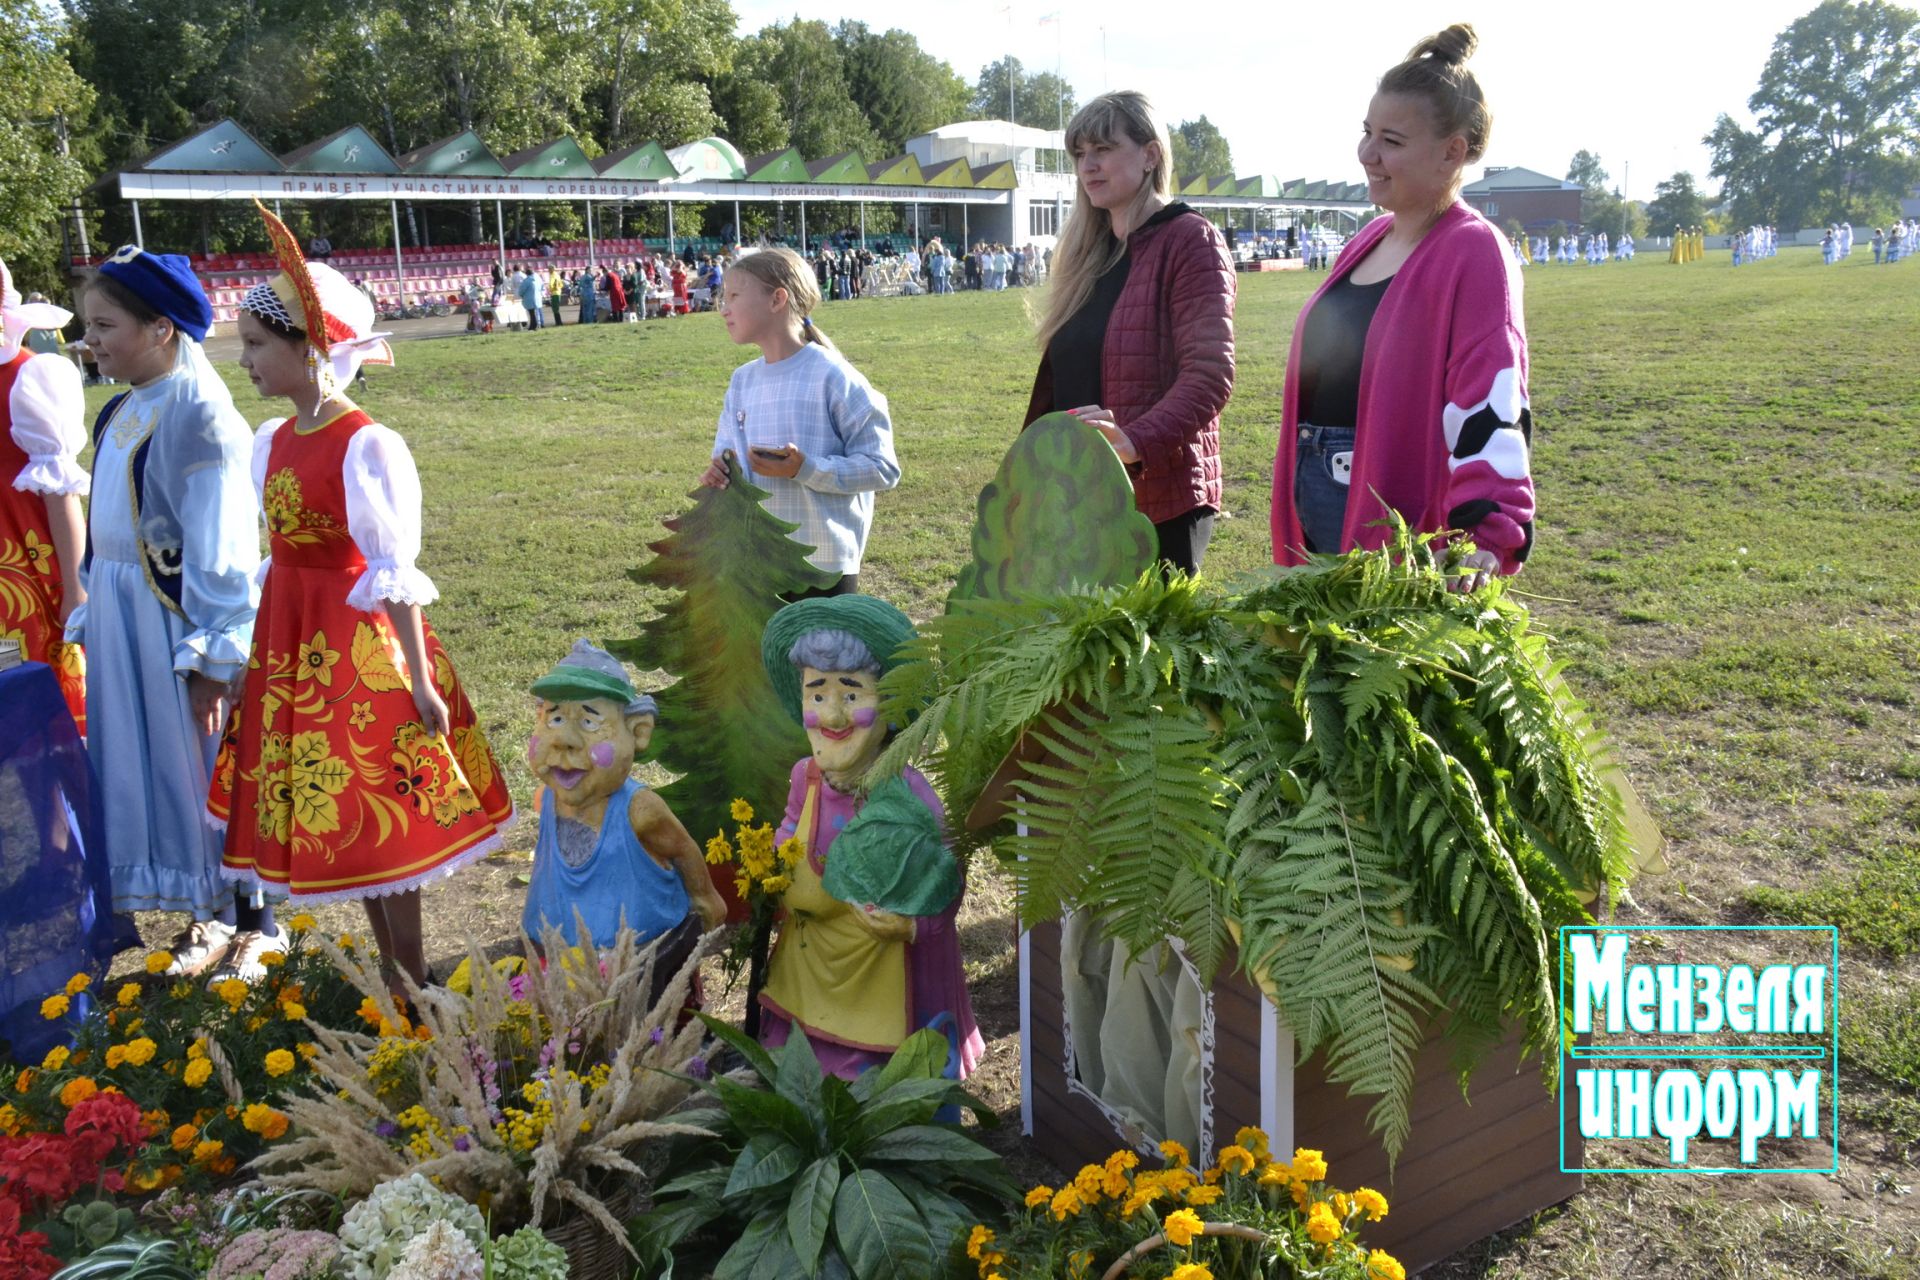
[341,423,438,610]
[9,353,88,495]
[250,419,281,589]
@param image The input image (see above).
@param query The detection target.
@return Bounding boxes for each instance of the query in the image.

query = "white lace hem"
[215,804,517,907]
[14,456,90,496]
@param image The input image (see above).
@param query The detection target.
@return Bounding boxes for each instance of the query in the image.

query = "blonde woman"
[697,248,899,598]
[1026,90,1236,574]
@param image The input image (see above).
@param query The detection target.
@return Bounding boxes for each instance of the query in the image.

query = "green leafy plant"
[869,516,1646,1159]
[609,450,833,882]
[631,1019,1016,1279]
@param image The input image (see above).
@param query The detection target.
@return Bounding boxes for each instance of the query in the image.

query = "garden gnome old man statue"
[522,640,726,974]
[754,596,983,1080]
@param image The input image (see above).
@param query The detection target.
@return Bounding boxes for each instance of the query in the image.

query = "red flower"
[65,1090,148,1148]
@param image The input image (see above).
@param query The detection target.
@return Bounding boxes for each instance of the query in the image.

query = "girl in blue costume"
[72,247,274,979]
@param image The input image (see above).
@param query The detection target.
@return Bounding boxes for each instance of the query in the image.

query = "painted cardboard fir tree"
[609,452,833,915]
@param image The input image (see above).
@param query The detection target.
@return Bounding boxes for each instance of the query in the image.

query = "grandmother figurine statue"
[755,596,983,1079]
[522,641,726,969]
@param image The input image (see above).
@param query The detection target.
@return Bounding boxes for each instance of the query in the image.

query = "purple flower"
[649,1027,664,1045]
[375,1120,399,1138]
[507,973,529,1001]
[687,1056,710,1080]
[453,1134,471,1152]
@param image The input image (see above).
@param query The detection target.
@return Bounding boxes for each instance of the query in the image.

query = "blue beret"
[98,245,213,342]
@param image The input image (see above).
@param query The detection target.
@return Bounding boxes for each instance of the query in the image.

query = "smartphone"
[749,445,791,460]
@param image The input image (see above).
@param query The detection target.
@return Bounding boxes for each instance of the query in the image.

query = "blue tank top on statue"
[522,779,690,948]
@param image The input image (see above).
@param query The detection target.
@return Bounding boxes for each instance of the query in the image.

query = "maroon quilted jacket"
[1025,207,1237,523]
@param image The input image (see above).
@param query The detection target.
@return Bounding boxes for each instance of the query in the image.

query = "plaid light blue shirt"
[711,344,900,574]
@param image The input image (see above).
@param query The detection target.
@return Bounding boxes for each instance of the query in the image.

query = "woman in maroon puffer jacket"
[1025,89,1237,574]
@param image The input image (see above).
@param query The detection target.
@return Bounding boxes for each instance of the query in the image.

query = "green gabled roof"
[502,137,597,179]
[969,161,1015,189]
[669,137,746,180]
[594,141,676,180]
[1237,175,1282,198]
[1345,181,1371,201]
[742,147,810,183]
[141,119,282,173]
[1282,178,1308,198]
[1300,180,1329,199]
[920,158,974,188]
[399,130,505,176]
[865,154,924,184]
[1207,174,1239,196]
[1178,174,1210,195]
[280,125,401,174]
[805,151,868,183]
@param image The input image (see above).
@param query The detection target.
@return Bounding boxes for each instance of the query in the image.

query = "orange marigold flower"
[1163,1208,1204,1248]
[59,1077,98,1107]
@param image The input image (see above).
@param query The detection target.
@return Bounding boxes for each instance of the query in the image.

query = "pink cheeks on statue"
[852,707,878,728]
[803,710,822,728]
[589,741,617,768]
[526,734,539,767]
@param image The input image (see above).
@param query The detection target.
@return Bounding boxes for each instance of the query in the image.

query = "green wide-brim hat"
[761,595,917,727]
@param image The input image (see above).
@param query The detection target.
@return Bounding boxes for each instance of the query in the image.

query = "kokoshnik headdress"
[242,198,393,398]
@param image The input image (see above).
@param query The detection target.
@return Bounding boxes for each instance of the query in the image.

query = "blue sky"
[732,0,1821,198]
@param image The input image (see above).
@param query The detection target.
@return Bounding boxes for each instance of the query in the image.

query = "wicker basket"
[543,1187,638,1280]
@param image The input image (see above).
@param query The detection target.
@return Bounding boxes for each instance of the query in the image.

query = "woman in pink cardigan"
[1026,90,1236,575]
[1271,24,1534,589]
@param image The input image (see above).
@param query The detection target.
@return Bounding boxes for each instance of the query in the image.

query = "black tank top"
[1296,274,1392,428]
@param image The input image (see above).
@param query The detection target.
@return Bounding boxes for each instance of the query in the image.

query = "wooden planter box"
[1020,918,1581,1274]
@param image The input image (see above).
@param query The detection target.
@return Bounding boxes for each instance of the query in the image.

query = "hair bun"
[1410,23,1477,64]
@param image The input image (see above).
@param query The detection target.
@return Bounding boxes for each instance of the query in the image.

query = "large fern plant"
[869,516,1643,1160]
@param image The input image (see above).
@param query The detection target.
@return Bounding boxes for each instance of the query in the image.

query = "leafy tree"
[1169,116,1233,185]
[721,20,879,160]
[834,22,969,155]
[1644,171,1710,233]
[970,56,1076,130]
[1564,149,1609,193]
[0,0,94,290]
[1708,0,1920,227]
[583,0,736,147]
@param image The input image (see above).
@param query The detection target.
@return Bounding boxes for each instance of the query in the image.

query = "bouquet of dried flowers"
[252,921,720,1261]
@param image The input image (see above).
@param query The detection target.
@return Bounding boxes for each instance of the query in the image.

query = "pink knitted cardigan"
[1269,201,1535,573]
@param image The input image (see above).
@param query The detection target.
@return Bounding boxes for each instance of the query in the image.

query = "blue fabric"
[522,780,690,948]
[1293,423,1356,555]
[0,663,138,1062]
[99,245,214,341]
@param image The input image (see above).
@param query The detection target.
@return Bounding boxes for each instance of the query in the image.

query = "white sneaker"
[165,919,236,978]
[210,926,292,984]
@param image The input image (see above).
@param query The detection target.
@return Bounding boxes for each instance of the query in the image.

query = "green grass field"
[91,246,1920,1275]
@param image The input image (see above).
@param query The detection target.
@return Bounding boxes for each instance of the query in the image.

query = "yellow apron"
[759,777,909,1051]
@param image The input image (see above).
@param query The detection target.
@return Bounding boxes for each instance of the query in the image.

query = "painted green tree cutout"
[950,412,1159,603]
[609,451,833,891]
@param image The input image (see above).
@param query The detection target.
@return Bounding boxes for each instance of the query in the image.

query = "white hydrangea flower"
[336,1173,485,1280]
[389,1220,484,1280]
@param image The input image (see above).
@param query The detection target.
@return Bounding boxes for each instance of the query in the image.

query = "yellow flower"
[348,701,376,731]
[122,1037,156,1067]
[1366,1250,1407,1280]
[1073,1163,1106,1199]
[1216,1144,1256,1177]
[1290,1147,1328,1184]
[1170,1266,1215,1280]
[776,836,803,868]
[1159,1139,1191,1168]
[145,952,173,975]
[965,1225,993,1261]
[297,1042,318,1058]
[170,1122,198,1151]
[1024,1185,1053,1210]
[1257,1162,1292,1189]
[733,874,751,898]
[296,631,340,686]
[40,1045,69,1071]
[243,1102,289,1138]
[705,832,734,866]
[59,1077,98,1107]
[183,1059,213,1089]
[259,950,286,968]
[187,1037,207,1060]
[761,874,791,895]
[1186,1184,1223,1206]
[730,798,755,823]
[1163,1208,1205,1248]
[1353,1187,1389,1221]
[215,978,249,1009]
[1306,1202,1341,1245]
[191,1138,223,1164]
[283,1001,308,1021]
[116,983,141,1008]
[105,1045,128,1069]
[1233,1124,1270,1160]
[287,913,317,932]
[1049,1186,1085,1220]
[40,994,69,1020]
[14,1070,33,1092]
[64,973,91,997]
[1120,1183,1165,1217]
[264,1049,296,1077]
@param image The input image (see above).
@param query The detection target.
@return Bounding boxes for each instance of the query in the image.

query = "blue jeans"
[1293,424,1355,554]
